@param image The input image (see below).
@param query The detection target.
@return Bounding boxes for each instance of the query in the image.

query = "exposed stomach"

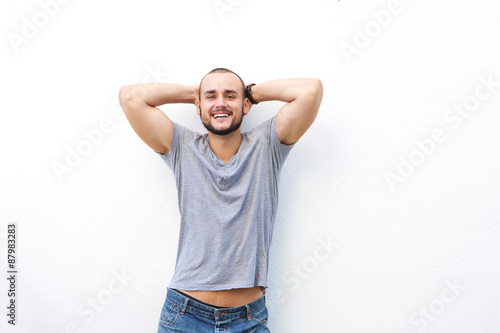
[179,286,264,307]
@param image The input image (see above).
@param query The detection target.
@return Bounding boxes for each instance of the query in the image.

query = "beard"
[200,105,244,136]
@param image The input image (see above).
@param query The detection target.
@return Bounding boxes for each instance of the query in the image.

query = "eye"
[227,95,235,99]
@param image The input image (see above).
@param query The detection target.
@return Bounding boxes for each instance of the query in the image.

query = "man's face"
[197,73,249,136]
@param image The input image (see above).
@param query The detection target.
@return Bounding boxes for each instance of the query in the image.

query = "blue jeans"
[157,288,270,332]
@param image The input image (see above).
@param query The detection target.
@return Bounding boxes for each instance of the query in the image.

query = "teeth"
[213,114,229,119]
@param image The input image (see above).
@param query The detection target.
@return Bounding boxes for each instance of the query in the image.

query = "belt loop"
[245,304,252,321]
[180,297,189,315]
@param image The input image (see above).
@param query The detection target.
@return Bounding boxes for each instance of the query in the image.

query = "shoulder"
[158,122,204,157]
[172,122,204,143]
[245,117,274,138]
[243,117,295,155]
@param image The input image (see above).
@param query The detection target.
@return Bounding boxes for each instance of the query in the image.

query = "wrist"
[245,83,259,105]
[189,84,199,104]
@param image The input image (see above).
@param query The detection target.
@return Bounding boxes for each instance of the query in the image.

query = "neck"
[207,129,242,164]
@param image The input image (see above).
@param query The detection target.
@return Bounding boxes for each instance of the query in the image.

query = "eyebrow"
[203,89,239,95]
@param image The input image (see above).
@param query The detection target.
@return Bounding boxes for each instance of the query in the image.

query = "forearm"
[250,78,322,104]
[249,78,323,145]
[119,83,197,107]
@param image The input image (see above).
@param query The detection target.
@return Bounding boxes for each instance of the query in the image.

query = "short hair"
[199,68,245,100]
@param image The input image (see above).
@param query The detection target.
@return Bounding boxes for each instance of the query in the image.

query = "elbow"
[304,78,323,107]
[309,78,323,98]
[118,85,144,114]
[118,85,133,107]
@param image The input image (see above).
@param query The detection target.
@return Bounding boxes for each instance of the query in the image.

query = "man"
[119,68,323,332]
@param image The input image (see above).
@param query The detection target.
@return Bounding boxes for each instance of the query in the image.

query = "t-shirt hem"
[168,283,268,291]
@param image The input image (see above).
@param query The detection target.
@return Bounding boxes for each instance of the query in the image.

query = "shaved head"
[199,68,245,100]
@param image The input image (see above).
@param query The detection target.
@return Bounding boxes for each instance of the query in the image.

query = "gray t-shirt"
[157,116,294,291]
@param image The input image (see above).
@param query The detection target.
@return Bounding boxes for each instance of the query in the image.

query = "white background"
[1,0,499,332]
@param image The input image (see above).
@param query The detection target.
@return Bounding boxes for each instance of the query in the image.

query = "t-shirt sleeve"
[269,116,295,168]
[156,122,194,172]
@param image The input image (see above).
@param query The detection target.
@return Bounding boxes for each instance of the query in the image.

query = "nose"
[214,95,226,109]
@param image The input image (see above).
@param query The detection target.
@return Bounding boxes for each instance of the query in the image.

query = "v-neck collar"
[205,134,245,167]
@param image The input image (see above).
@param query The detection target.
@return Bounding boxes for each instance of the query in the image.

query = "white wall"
[1,0,499,332]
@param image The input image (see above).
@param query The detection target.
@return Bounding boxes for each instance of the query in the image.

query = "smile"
[212,112,231,119]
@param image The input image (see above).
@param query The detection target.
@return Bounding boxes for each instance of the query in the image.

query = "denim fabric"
[157,288,270,333]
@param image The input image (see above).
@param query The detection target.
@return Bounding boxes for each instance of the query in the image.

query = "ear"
[196,99,201,115]
[243,97,251,116]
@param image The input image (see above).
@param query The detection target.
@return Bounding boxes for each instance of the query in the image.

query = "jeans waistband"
[166,288,266,321]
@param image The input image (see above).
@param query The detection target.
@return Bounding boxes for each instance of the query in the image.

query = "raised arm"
[249,78,323,145]
[118,83,198,154]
